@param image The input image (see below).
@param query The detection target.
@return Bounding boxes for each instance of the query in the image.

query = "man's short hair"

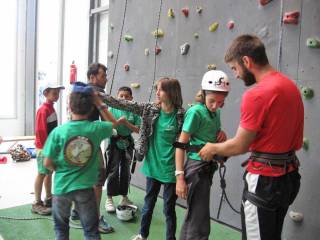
[87,63,107,80]
[224,34,269,66]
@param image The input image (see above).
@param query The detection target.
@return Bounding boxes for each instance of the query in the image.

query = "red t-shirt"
[240,71,304,176]
[35,102,58,149]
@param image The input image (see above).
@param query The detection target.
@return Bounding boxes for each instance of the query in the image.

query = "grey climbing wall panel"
[107,0,320,239]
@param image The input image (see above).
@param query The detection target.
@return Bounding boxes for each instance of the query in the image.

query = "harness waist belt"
[250,151,299,166]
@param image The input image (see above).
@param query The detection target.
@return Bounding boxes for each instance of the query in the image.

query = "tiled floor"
[0,140,38,210]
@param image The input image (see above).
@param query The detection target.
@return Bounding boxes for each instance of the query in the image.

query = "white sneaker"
[119,196,133,206]
[131,234,147,240]
[105,197,116,213]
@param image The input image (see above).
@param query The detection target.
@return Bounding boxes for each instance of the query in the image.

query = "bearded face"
[240,63,257,86]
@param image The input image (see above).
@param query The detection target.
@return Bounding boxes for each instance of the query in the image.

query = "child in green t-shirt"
[175,70,230,240]
[105,86,141,212]
[43,82,117,240]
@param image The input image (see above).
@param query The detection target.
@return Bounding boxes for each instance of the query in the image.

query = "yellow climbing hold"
[207,64,217,70]
[152,29,164,38]
[168,8,175,18]
[209,22,219,32]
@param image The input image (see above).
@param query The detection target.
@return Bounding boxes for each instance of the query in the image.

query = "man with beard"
[198,35,303,240]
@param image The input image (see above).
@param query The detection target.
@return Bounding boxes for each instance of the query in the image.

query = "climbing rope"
[277,0,284,71]
[109,0,129,94]
[148,0,163,102]
[216,164,240,219]
[0,215,52,221]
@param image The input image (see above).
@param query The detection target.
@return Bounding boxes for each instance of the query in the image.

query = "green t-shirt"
[141,110,178,183]
[43,120,113,195]
[109,107,141,149]
[182,103,221,161]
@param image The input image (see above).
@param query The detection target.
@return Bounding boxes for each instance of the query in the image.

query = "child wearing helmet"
[175,70,230,240]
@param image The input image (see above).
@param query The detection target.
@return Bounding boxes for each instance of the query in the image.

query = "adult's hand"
[198,143,216,161]
[176,176,188,199]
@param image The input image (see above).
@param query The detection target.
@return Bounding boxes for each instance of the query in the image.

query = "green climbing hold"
[209,22,219,32]
[124,35,133,42]
[130,83,140,89]
[306,38,320,48]
[303,138,309,151]
[301,87,314,100]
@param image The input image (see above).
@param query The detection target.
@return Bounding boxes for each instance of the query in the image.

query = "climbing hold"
[155,46,161,55]
[227,20,235,30]
[289,211,304,222]
[181,7,189,17]
[259,0,273,6]
[108,51,114,59]
[180,43,190,55]
[303,138,309,151]
[196,6,203,14]
[306,38,320,48]
[209,22,219,32]
[124,35,133,42]
[144,48,150,56]
[283,11,300,24]
[207,64,217,70]
[194,33,199,39]
[130,83,140,89]
[152,29,164,38]
[168,8,175,18]
[124,64,130,71]
[301,87,314,100]
[110,24,114,30]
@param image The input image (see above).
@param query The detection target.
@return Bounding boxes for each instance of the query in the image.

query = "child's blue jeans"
[52,188,100,240]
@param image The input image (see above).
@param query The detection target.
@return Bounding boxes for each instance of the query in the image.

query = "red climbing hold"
[259,0,273,6]
[155,46,161,55]
[181,7,189,17]
[283,11,300,24]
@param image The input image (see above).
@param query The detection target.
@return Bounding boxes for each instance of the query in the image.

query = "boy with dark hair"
[43,82,117,240]
[105,86,141,212]
[32,83,65,215]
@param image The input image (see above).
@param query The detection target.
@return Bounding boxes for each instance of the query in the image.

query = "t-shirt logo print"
[64,136,93,166]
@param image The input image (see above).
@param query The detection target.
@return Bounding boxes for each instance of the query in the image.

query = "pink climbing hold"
[124,64,130,71]
[283,11,300,24]
[181,7,189,17]
[227,21,235,29]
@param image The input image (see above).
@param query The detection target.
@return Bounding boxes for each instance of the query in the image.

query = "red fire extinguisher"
[70,60,77,84]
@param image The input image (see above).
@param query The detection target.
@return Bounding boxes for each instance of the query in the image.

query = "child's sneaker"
[98,215,114,234]
[119,196,133,206]
[31,201,51,215]
[44,197,52,208]
[131,234,147,240]
[105,197,116,213]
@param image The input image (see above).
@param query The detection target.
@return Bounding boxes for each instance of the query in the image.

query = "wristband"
[175,170,184,176]
[97,103,107,111]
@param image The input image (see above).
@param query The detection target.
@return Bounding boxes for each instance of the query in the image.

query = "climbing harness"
[173,142,240,218]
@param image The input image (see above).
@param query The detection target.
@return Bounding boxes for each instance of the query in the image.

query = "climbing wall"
[107,0,320,238]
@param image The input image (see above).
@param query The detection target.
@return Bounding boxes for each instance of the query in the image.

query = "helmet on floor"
[201,70,230,92]
[116,205,138,221]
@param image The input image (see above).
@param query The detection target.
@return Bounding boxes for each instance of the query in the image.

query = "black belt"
[242,151,299,167]
[173,142,228,162]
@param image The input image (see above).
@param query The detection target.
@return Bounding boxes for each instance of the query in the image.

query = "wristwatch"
[175,170,184,176]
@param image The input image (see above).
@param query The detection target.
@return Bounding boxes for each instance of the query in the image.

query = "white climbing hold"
[144,48,150,56]
[180,43,190,55]
[289,211,303,222]
[108,51,114,59]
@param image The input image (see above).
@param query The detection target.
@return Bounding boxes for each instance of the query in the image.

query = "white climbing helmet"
[201,70,230,92]
[116,205,138,221]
